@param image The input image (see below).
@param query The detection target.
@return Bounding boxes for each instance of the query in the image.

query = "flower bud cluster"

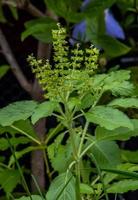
[28,24,99,101]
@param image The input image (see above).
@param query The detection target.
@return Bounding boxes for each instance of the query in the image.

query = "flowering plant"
[0,25,138,200]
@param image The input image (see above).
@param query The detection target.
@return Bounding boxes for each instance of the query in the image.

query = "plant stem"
[79,141,96,159]
[90,153,109,200]
[44,123,63,144]
[73,113,83,120]
[43,149,51,182]
[6,135,33,200]
[10,125,41,145]
[31,174,45,200]
[78,121,89,156]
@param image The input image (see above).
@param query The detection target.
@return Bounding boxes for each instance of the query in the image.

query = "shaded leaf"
[22,18,57,43]
[0,65,9,78]
[0,169,21,194]
[0,137,30,151]
[9,146,43,167]
[121,150,138,163]
[9,6,18,20]
[84,0,116,17]
[45,0,83,23]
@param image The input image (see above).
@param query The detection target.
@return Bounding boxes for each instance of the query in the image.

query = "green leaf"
[102,70,134,96]
[31,101,58,124]
[0,65,9,78]
[67,97,81,111]
[0,2,6,23]
[95,119,138,141]
[9,6,18,20]
[15,195,42,200]
[89,140,121,168]
[46,172,76,200]
[9,146,43,167]
[0,101,37,126]
[45,0,83,23]
[0,120,38,141]
[0,137,30,151]
[108,98,138,108]
[103,168,138,180]
[107,179,138,193]
[81,94,94,109]
[87,27,131,58]
[0,169,21,194]
[103,163,138,185]
[22,17,57,43]
[80,183,94,194]
[121,150,138,163]
[47,134,72,172]
[91,70,134,97]
[84,0,116,17]
[85,106,133,130]
[95,35,131,58]
[13,120,38,139]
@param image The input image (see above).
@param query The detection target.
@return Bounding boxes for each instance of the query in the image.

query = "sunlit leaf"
[85,106,133,130]
[0,101,37,126]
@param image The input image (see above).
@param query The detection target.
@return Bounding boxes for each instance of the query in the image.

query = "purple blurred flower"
[70,21,87,44]
[71,0,125,44]
[105,9,125,39]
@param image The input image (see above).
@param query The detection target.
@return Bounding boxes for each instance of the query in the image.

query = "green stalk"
[31,174,45,200]
[10,125,41,145]
[43,149,51,182]
[90,153,109,200]
[6,134,33,200]
[79,141,96,159]
[78,121,89,156]
[65,101,81,199]
[44,123,63,144]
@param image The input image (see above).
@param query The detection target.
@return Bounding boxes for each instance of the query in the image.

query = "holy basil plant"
[0,24,138,200]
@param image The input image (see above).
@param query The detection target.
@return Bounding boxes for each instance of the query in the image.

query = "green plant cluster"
[28,24,99,101]
[0,25,138,200]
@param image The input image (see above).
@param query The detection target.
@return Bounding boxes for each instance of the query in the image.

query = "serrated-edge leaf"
[108,98,138,108]
[95,119,138,141]
[107,179,138,193]
[89,140,121,168]
[0,169,21,194]
[85,106,133,130]
[0,137,30,151]
[46,172,76,200]
[0,101,37,126]
[80,183,94,194]
[31,101,58,124]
